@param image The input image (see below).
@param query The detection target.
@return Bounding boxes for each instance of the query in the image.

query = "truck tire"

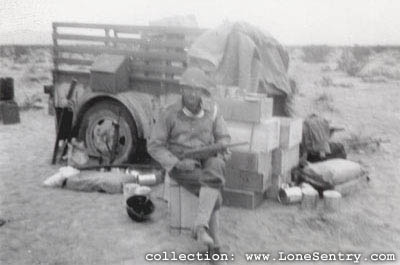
[78,100,138,164]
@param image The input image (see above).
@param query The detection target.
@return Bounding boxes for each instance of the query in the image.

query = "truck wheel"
[78,100,138,164]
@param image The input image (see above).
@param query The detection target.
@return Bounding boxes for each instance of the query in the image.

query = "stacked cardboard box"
[219,97,278,209]
[266,117,303,199]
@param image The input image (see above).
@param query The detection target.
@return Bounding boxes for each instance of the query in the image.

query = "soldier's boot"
[196,226,214,248]
[208,209,228,265]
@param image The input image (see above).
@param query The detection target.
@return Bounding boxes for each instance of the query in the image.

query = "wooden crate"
[169,179,198,234]
[1,100,20,125]
[225,152,272,192]
[225,169,272,192]
[226,151,272,175]
[265,173,284,199]
[217,97,273,123]
[278,117,303,149]
[222,188,264,209]
[266,145,300,199]
[272,145,300,177]
[90,54,130,94]
[227,118,280,153]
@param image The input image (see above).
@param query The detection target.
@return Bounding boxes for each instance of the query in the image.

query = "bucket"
[323,190,342,212]
[301,183,319,209]
[278,186,302,204]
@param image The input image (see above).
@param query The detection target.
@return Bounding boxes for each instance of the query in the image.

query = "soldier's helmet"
[180,67,216,96]
[126,194,155,222]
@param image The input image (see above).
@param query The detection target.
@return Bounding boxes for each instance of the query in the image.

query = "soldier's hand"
[175,159,200,171]
[60,98,74,109]
[299,153,308,168]
[218,149,231,162]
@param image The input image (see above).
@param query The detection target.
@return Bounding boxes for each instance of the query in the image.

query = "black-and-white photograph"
[0,0,399,264]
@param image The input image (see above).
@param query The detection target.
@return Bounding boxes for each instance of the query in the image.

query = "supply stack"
[0,77,20,124]
[219,96,303,208]
[267,117,303,199]
[218,96,276,209]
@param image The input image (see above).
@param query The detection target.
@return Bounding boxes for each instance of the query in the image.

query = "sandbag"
[334,174,369,196]
[307,159,364,185]
[292,165,334,191]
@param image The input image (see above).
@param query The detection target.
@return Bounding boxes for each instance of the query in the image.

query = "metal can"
[138,174,157,186]
[278,186,302,204]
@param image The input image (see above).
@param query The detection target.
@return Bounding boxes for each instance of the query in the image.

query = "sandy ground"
[1,49,400,265]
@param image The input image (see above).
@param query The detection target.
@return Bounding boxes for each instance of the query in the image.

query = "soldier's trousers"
[170,156,225,240]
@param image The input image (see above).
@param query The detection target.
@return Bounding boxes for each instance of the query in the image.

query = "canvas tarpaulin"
[186,22,291,96]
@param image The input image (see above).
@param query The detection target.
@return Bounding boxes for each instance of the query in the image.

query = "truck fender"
[74,93,152,139]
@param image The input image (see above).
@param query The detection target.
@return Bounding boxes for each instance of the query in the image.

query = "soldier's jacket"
[147,99,231,172]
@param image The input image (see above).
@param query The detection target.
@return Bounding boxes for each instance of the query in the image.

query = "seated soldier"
[147,68,231,257]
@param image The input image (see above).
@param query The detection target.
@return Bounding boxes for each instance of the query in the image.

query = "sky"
[0,0,400,45]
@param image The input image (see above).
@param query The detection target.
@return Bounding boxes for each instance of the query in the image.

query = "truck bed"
[52,22,204,86]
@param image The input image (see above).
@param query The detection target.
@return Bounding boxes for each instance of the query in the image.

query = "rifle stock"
[51,79,78,164]
[178,142,249,160]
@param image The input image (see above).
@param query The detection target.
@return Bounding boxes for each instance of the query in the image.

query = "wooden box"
[90,54,129,94]
[1,100,20,124]
[266,145,300,199]
[278,117,303,149]
[222,188,263,209]
[169,180,198,234]
[227,118,280,153]
[217,97,273,123]
[225,151,272,192]
[226,151,272,175]
[265,174,284,199]
[225,169,272,192]
[272,145,300,177]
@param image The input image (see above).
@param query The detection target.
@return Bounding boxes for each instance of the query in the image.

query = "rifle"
[177,142,249,160]
[329,126,345,137]
[346,138,390,149]
[109,110,121,164]
[51,79,77,164]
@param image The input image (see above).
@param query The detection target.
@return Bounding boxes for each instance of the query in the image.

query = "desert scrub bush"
[337,46,372,76]
[313,92,336,112]
[321,65,332,72]
[19,94,43,111]
[12,46,31,63]
[316,76,354,88]
[351,46,373,62]
[344,133,388,153]
[302,45,332,63]
[320,76,333,87]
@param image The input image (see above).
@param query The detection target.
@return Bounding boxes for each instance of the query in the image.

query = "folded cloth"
[43,166,80,187]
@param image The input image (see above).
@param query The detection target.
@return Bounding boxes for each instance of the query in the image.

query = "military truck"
[46,22,205,163]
